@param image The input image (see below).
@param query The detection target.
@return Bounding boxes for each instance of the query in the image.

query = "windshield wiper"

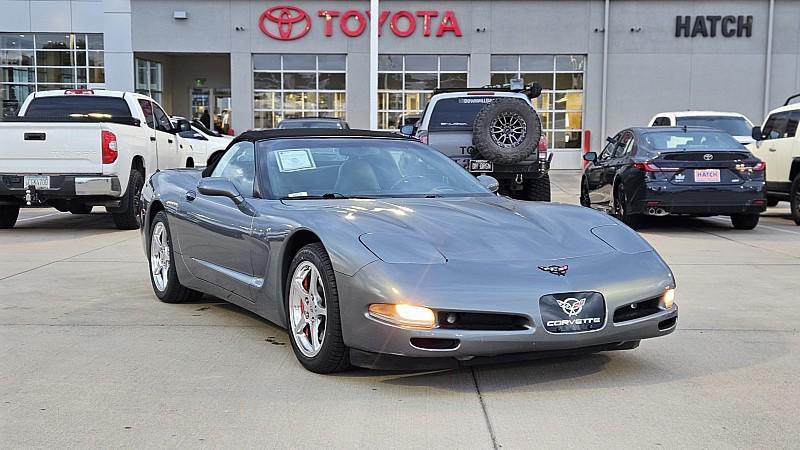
[281,193,377,200]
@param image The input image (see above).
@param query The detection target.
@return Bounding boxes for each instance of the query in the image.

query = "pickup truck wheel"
[0,205,20,229]
[790,176,800,225]
[112,170,144,230]
[149,211,202,303]
[523,174,551,202]
[68,204,93,214]
[731,213,760,230]
[473,98,542,165]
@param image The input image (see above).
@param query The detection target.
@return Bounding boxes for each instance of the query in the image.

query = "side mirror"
[176,119,192,133]
[751,126,763,141]
[197,177,244,205]
[477,175,500,193]
[527,81,542,99]
[399,125,415,136]
[583,151,597,162]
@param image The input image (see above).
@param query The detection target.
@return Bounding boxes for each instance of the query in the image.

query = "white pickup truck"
[0,89,191,229]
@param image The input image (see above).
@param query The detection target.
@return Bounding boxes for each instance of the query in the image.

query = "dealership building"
[2,0,799,168]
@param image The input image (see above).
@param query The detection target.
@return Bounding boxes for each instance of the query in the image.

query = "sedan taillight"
[633,161,680,172]
[736,161,766,172]
[102,130,118,164]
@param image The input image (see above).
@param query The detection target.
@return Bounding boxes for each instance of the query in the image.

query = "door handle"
[168,139,174,144]
[768,147,777,152]
[185,190,196,201]
[150,136,156,142]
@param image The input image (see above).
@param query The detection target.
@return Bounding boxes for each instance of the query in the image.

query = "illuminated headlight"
[661,288,675,309]
[368,304,436,329]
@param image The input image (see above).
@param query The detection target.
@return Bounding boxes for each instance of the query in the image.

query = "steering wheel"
[389,176,428,190]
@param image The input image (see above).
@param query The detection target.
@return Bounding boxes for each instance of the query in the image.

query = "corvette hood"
[287,196,625,263]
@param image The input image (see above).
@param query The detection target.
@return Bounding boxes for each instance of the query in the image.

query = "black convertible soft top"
[232,128,413,145]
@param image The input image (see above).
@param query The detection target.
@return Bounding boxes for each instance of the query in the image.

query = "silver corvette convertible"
[140,129,678,373]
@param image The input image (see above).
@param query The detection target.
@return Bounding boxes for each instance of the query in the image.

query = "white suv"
[747,96,800,224]
[648,111,755,144]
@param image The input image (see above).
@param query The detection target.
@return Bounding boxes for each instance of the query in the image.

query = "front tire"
[286,243,350,374]
[112,170,144,230]
[791,176,800,226]
[580,178,591,207]
[731,213,760,230]
[0,205,20,229]
[149,211,202,303]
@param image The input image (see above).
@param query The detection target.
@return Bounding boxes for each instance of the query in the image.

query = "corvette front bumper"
[336,250,678,369]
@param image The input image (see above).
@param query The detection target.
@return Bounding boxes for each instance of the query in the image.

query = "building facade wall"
[3,0,800,168]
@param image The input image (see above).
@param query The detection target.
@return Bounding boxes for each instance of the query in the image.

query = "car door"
[604,131,634,186]
[178,127,209,165]
[586,133,622,206]
[136,99,159,168]
[752,111,791,188]
[177,141,257,301]
[150,101,181,169]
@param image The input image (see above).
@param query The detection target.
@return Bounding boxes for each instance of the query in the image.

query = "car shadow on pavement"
[9,211,123,232]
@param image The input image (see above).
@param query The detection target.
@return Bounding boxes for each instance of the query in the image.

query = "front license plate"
[469,159,493,172]
[24,175,50,190]
[539,292,606,333]
[694,169,720,183]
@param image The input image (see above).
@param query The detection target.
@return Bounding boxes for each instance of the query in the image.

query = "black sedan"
[580,127,767,229]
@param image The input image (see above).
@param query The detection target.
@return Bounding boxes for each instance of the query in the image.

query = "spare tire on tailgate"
[472,98,542,164]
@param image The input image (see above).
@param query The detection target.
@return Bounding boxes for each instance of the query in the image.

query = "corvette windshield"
[258,138,492,199]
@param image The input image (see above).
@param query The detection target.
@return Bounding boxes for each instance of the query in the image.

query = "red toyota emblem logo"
[259,5,311,41]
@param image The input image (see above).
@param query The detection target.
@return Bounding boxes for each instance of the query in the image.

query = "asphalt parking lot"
[1,170,798,448]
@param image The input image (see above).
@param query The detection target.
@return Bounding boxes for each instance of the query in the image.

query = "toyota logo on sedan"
[703,153,714,161]
[259,5,311,41]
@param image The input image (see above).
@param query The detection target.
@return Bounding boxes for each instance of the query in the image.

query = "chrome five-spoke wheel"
[150,221,170,292]
[289,261,328,357]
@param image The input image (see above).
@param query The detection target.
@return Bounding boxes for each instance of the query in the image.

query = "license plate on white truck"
[24,175,50,189]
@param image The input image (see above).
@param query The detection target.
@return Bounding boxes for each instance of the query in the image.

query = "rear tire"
[148,211,202,303]
[766,197,780,207]
[285,243,350,374]
[613,183,643,229]
[731,213,760,230]
[0,205,20,229]
[522,174,551,202]
[112,170,144,230]
[790,176,800,226]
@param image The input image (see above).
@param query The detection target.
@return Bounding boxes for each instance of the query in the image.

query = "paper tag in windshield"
[276,149,316,172]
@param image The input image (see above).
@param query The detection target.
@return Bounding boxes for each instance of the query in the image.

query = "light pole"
[369,0,379,130]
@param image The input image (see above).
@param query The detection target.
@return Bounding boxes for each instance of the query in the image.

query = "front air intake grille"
[613,297,661,323]
[437,312,530,331]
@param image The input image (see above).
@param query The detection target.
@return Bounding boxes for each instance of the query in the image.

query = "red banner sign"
[259,5,462,41]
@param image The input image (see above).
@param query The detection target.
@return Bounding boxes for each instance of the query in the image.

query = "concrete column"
[469,53,491,87]
[346,52,371,129]
[230,52,253,133]
[102,0,134,91]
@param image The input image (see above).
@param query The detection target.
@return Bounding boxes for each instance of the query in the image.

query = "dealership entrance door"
[134,52,233,133]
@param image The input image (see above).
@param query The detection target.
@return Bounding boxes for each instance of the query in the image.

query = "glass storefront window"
[135,59,162,104]
[378,54,468,130]
[491,54,585,151]
[253,54,347,128]
[0,33,104,118]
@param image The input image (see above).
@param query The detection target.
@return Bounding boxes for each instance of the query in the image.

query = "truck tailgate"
[0,123,103,174]
[427,130,474,158]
